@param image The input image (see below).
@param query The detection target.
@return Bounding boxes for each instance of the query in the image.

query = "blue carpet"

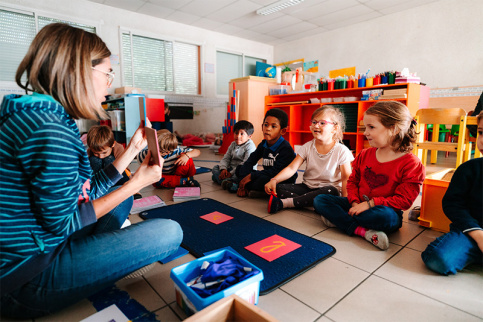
[140,198,335,294]
[195,166,212,174]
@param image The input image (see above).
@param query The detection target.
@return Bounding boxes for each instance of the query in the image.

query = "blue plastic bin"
[170,249,264,316]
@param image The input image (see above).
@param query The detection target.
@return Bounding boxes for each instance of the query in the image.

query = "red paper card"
[245,235,301,262]
[200,211,233,225]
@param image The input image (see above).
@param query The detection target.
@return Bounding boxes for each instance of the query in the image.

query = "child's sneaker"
[227,182,239,193]
[221,179,232,190]
[181,177,200,187]
[364,230,389,250]
[320,216,336,228]
[268,194,283,214]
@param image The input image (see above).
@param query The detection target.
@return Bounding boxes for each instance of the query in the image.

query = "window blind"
[121,32,199,95]
[0,8,96,82]
[0,9,35,82]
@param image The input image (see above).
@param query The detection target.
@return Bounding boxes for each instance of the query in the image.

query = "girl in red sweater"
[314,101,425,250]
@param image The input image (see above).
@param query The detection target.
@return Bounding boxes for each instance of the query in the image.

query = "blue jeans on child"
[313,194,403,235]
[421,224,483,275]
[211,165,238,184]
[0,188,183,319]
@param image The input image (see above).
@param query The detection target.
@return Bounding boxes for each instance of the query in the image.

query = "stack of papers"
[173,187,201,202]
[130,195,166,214]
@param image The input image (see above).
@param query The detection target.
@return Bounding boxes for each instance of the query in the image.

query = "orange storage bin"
[418,168,454,233]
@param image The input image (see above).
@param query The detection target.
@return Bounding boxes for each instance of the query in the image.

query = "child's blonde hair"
[87,125,115,152]
[157,130,178,152]
[365,101,417,153]
[312,105,345,142]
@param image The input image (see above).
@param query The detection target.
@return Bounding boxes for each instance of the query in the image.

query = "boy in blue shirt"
[235,108,297,198]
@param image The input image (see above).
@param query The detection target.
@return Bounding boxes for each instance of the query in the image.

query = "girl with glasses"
[0,23,182,319]
[265,105,354,214]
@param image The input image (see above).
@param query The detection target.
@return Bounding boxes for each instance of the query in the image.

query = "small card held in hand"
[145,127,161,166]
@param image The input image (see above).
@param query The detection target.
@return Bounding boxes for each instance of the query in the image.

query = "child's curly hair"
[365,101,417,153]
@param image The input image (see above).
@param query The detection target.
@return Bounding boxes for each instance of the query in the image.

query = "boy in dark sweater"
[235,108,297,198]
[422,111,483,275]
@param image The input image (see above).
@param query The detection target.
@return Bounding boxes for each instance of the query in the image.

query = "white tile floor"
[32,149,483,322]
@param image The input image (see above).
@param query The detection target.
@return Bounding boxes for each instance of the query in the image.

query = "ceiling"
[89,0,440,45]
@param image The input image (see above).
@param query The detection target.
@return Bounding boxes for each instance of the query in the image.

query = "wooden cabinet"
[229,76,277,146]
[264,83,429,155]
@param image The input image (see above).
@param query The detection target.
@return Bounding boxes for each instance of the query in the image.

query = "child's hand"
[348,202,369,216]
[219,169,231,180]
[175,153,190,166]
[238,174,251,191]
[131,150,163,186]
[265,180,277,195]
[237,187,248,197]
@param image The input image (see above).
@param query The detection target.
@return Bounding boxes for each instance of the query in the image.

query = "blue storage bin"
[170,249,264,316]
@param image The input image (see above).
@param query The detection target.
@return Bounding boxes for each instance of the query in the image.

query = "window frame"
[119,27,203,96]
[215,48,268,97]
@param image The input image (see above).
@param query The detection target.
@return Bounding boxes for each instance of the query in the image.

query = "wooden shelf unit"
[264,83,430,156]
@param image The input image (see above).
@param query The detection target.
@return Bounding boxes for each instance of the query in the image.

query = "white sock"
[282,198,294,208]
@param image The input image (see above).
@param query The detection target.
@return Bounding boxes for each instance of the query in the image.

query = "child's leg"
[280,184,339,209]
[422,225,482,275]
[174,158,196,177]
[211,165,222,184]
[313,194,352,231]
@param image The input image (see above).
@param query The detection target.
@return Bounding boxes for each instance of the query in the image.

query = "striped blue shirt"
[0,94,121,294]
[137,146,193,174]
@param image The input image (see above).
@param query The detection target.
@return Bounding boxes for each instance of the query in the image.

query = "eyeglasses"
[311,119,336,127]
[91,67,115,87]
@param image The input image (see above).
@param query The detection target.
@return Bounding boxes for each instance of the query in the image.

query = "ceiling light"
[256,0,305,16]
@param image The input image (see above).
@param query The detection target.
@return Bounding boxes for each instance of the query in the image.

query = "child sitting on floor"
[212,120,257,192]
[313,101,425,250]
[265,105,354,214]
[235,108,297,198]
[422,111,483,275]
[87,125,130,186]
[137,130,201,188]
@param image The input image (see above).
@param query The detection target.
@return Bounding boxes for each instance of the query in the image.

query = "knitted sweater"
[0,93,121,295]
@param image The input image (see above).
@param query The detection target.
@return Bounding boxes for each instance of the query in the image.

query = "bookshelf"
[264,83,429,156]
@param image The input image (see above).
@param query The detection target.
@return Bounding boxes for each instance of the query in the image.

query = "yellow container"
[418,168,454,233]
[366,77,373,87]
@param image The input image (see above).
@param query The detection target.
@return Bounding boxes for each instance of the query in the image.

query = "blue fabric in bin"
[140,198,335,294]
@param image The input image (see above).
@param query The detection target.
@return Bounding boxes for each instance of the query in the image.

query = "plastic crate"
[419,168,453,232]
[170,249,264,316]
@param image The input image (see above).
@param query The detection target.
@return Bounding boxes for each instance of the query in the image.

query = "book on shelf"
[130,195,166,214]
[383,88,408,95]
[379,94,407,99]
[173,187,201,202]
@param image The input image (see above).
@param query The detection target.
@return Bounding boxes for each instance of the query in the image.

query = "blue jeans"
[421,224,483,275]
[313,194,403,236]
[211,165,237,184]
[0,189,183,319]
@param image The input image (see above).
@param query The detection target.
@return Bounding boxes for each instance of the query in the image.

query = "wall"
[274,0,483,89]
[0,0,273,134]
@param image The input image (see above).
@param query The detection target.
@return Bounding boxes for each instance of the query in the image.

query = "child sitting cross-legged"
[137,130,201,188]
[313,101,425,250]
[421,111,483,275]
[235,108,297,198]
[211,120,257,192]
[265,105,354,214]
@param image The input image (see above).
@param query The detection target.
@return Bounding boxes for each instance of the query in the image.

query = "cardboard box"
[114,86,142,94]
[419,168,454,232]
[171,249,264,316]
[184,294,277,322]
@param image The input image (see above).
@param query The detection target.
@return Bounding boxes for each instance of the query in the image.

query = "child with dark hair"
[314,101,425,250]
[212,120,257,192]
[87,125,130,186]
[235,108,297,198]
[422,111,483,275]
